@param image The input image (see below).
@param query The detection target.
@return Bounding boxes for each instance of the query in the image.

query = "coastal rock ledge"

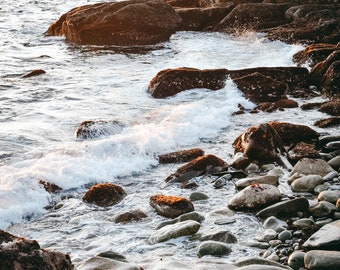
[46,0,182,46]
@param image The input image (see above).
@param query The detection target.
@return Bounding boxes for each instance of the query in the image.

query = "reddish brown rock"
[46,0,182,46]
[21,69,46,78]
[158,148,204,164]
[114,210,148,224]
[75,120,125,140]
[268,121,320,145]
[215,3,290,31]
[0,230,72,270]
[253,99,298,113]
[315,117,340,128]
[163,154,227,187]
[319,99,340,116]
[275,99,299,109]
[39,180,62,194]
[232,123,286,169]
[150,194,194,218]
[148,67,228,98]
[83,183,126,207]
[288,142,321,163]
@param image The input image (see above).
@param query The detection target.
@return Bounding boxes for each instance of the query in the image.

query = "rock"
[256,229,277,242]
[228,67,310,98]
[321,60,340,96]
[235,175,279,190]
[83,183,126,207]
[328,155,340,170]
[268,122,319,145]
[189,192,209,201]
[231,123,287,170]
[318,190,340,204]
[288,142,321,163]
[263,216,288,233]
[148,67,228,98]
[290,158,336,177]
[309,200,336,219]
[39,179,62,193]
[337,198,340,210]
[197,240,231,258]
[315,117,340,128]
[156,211,204,229]
[96,251,127,262]
[149,194,194,218]
[278,230,292,242]
[257,197,309,219]
[287,251,305,270]
[47,0,182,46]
[319,99,340,116]
[163,154,227,187]
[275,98,299,109]
[76,256,139,270]
[228,184,282,211]
[0,230,72,270]
[235,256,292,269]
[75,120,125,140]
[302,219,340,250]
[149,220,200,244]
[231,72,288,103]
[200,230,237,244]
[114,210,148,223]
[291,175,324,192]
[21,69,46,78]
[237,265,289,270]
[292,218,316,230]
[215,3,290,31]
[158,148,204,164]
[305,250,340,270]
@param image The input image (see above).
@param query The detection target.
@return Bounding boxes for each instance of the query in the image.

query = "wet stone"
[83,183,126,207]
[318,190,340,204]
[287,251,305,270]
[309,201,336,219]
[290,158,335,177]
[328,155,340,170]
[305,250,340,270]
[235,175,279,189]
[263,216,288,233]
[291,175,323,192]
[197,240,231,258]
[189,192,209,201]
[256,229,277,242]
[292,218,315,230]
[200,230,237,244]
[278,230,292,242]
[235,256,292,269]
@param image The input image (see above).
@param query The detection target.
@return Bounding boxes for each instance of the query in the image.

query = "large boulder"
[148,67,228,98]
[83,183,126,207]
[0,230,73,270]
[46,0,182,46]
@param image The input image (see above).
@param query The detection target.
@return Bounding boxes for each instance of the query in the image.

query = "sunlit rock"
[46,0,182,46]
[83,183,126,207]
[150,194,194,218]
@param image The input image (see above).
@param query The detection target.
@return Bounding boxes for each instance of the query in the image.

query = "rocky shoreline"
[1,0,339,269]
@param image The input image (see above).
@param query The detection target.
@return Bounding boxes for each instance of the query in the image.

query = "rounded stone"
[290,158,335,177]
[328,155,340,170]
[263,216,288,233]
[256,229,277,242]
[291,175,323,192]
[189,192,209,201]
[278,230,292,242]
[287,251,305,270]
[83,183,126,207]
[292,218,315,230]
[305,250,340,270]
[197,241,231,258]
[309,201,336,219]
[318,190,340,204]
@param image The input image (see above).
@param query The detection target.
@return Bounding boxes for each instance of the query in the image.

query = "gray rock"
[290,158,335,177]
[328,155,340,170]
[257,197,309,218]
[200,230,237,244]
[318,190,340,204]
[303,219,340,250]
[235,175,279,189]
[235,256,292,269]
[178,211,205,223]
[256,229,277,242]
[228,184,281,211]
[278,230,292,242]
[316,218,333,227]
[287,251,305,270]
[309,201,336,218]
[263,216,288,233]
[197,240,231,257]
[305,250,340,270]
[149,220,200,244]
[76,256,140,270]
[323,171,339,181]
[292,218,315,230]
[291,175,323,192]
[237,265,291,270]
[314,184,330,194]
[189,192,209,201]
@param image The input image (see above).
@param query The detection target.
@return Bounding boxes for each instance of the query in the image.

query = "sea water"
[0,0,336,266]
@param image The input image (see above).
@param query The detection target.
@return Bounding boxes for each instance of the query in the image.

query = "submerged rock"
[75,120,125,140]
[149,194,194,218]
[46,0,182,46]
[148,67,228,98]
[114,210,148,224]
[83,183,126,207]
[0,230,72,270]
[21,69,46,78]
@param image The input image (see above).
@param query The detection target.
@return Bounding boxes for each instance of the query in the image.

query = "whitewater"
[0,0,336,266]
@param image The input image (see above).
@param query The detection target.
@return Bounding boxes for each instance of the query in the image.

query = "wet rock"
[0,230,72,270]
[263,216,288,233]
[163,154,227,187]
[305,250,340,270]
[149,194,194,218]
[83,183,126,207]
[75,120,125,140]
[21,69,46,78]
[199,230,237,244]
[257,197,309,219]
[291,175,324,192]
[189,191,209,201]
[228,184,282,211]
[302,219,340,250]
[292,218,316,230]
[278,230,292,242]
[287,251,305,270]
[288,142,320,163]
[156,211,204,229]
[256,229,277,242]
[318,190,340,204]
[321,60,340,96]
[235,256,292,269]
[235,175,279,190]
[232,123,287,170]
[237,264,288,270]
[315,116,340,128]
[309,201,336,219]
[114,210,148,224]
[268,122,319,145]
[149,220,200,244]
[76,256,139,270]
[148,67,228,98]
[319,99,340,116]
[96,251,127,262]
[197,240,231,258]
[328,155,340,170]
[158,148,204,164]
[215,3,290,31]
[275,98,299,109]
[39,179,62,193]
[290,158,336,177]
